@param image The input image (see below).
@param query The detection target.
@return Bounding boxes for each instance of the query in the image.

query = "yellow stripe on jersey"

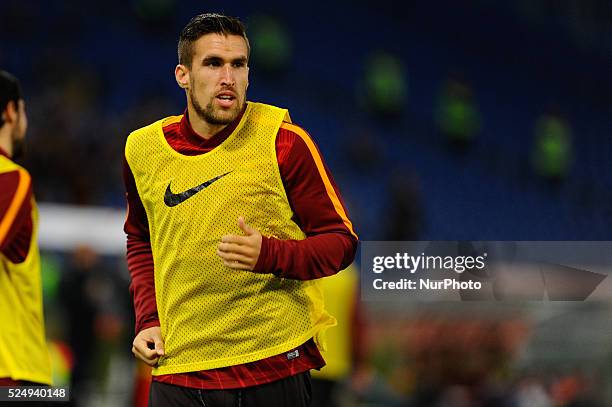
[0,168,31,245]
[281,123,358,239]
[161,115,183,127]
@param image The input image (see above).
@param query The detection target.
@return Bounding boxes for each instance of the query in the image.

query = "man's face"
[180,33,249,126]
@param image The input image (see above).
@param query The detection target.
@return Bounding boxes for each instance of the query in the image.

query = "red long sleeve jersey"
[123,109,358,389]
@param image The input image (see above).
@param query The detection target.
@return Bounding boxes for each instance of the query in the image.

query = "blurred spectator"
[531,108,573,183]
[383,170,424,240]
[437,385,472,407]
[59,245,126,406]
[59,246,100,406]
[435,75,482,152]
[132,0,177,24]
[48,340,73,388]
[249,14,293,75]
[361,51,408,118]
[406,317,529,405]
[515,377,552,407]
[346,127,385,174]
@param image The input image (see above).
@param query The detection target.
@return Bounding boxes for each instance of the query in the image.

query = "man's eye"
[206,61,221,67]
[233,62,245,68]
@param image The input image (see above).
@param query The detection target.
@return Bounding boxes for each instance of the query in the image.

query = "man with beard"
[0,70,52,387]
[123,13,358,407]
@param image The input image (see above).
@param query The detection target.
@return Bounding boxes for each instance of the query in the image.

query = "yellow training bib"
[0,157,52,385]
[126,102,336,375]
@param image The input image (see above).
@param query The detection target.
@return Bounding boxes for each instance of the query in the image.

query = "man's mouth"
[215,92,237,108]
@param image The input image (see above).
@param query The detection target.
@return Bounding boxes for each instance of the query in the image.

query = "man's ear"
[175,64,190,89]
[2,100,18,125]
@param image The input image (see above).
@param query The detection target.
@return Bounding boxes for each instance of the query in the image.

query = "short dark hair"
[0,70,22,127]
[178,13,249,68]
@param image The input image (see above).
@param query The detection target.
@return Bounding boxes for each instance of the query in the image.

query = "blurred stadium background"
[2,0,612,405]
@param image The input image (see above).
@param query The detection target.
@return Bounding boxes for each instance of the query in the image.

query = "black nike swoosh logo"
[164,171,233,207]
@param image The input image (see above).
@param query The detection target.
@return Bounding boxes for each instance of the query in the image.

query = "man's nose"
[220,65,235,86]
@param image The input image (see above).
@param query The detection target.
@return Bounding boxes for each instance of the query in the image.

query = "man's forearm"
[127,235,159,333]
[254,232,357,280]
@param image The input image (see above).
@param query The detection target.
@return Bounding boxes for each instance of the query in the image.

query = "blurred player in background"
[0,70,52,387]
[123,13,357,407]
[310,264,366,407]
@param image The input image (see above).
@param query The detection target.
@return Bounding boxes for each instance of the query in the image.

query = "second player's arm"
[0,168,33,264]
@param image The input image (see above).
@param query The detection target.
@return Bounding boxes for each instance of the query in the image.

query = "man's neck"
[0,130,12,158]
[186,105,228,140]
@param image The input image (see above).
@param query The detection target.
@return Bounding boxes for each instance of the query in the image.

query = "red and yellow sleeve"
[0,169,33,262]
[253,123,358,280]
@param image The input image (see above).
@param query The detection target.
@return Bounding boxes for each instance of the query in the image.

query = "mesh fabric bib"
[126,102,335,374]
[0,157,51,384]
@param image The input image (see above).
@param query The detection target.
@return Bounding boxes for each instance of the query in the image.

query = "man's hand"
[132,326,165,366]
[217,217,262,271]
